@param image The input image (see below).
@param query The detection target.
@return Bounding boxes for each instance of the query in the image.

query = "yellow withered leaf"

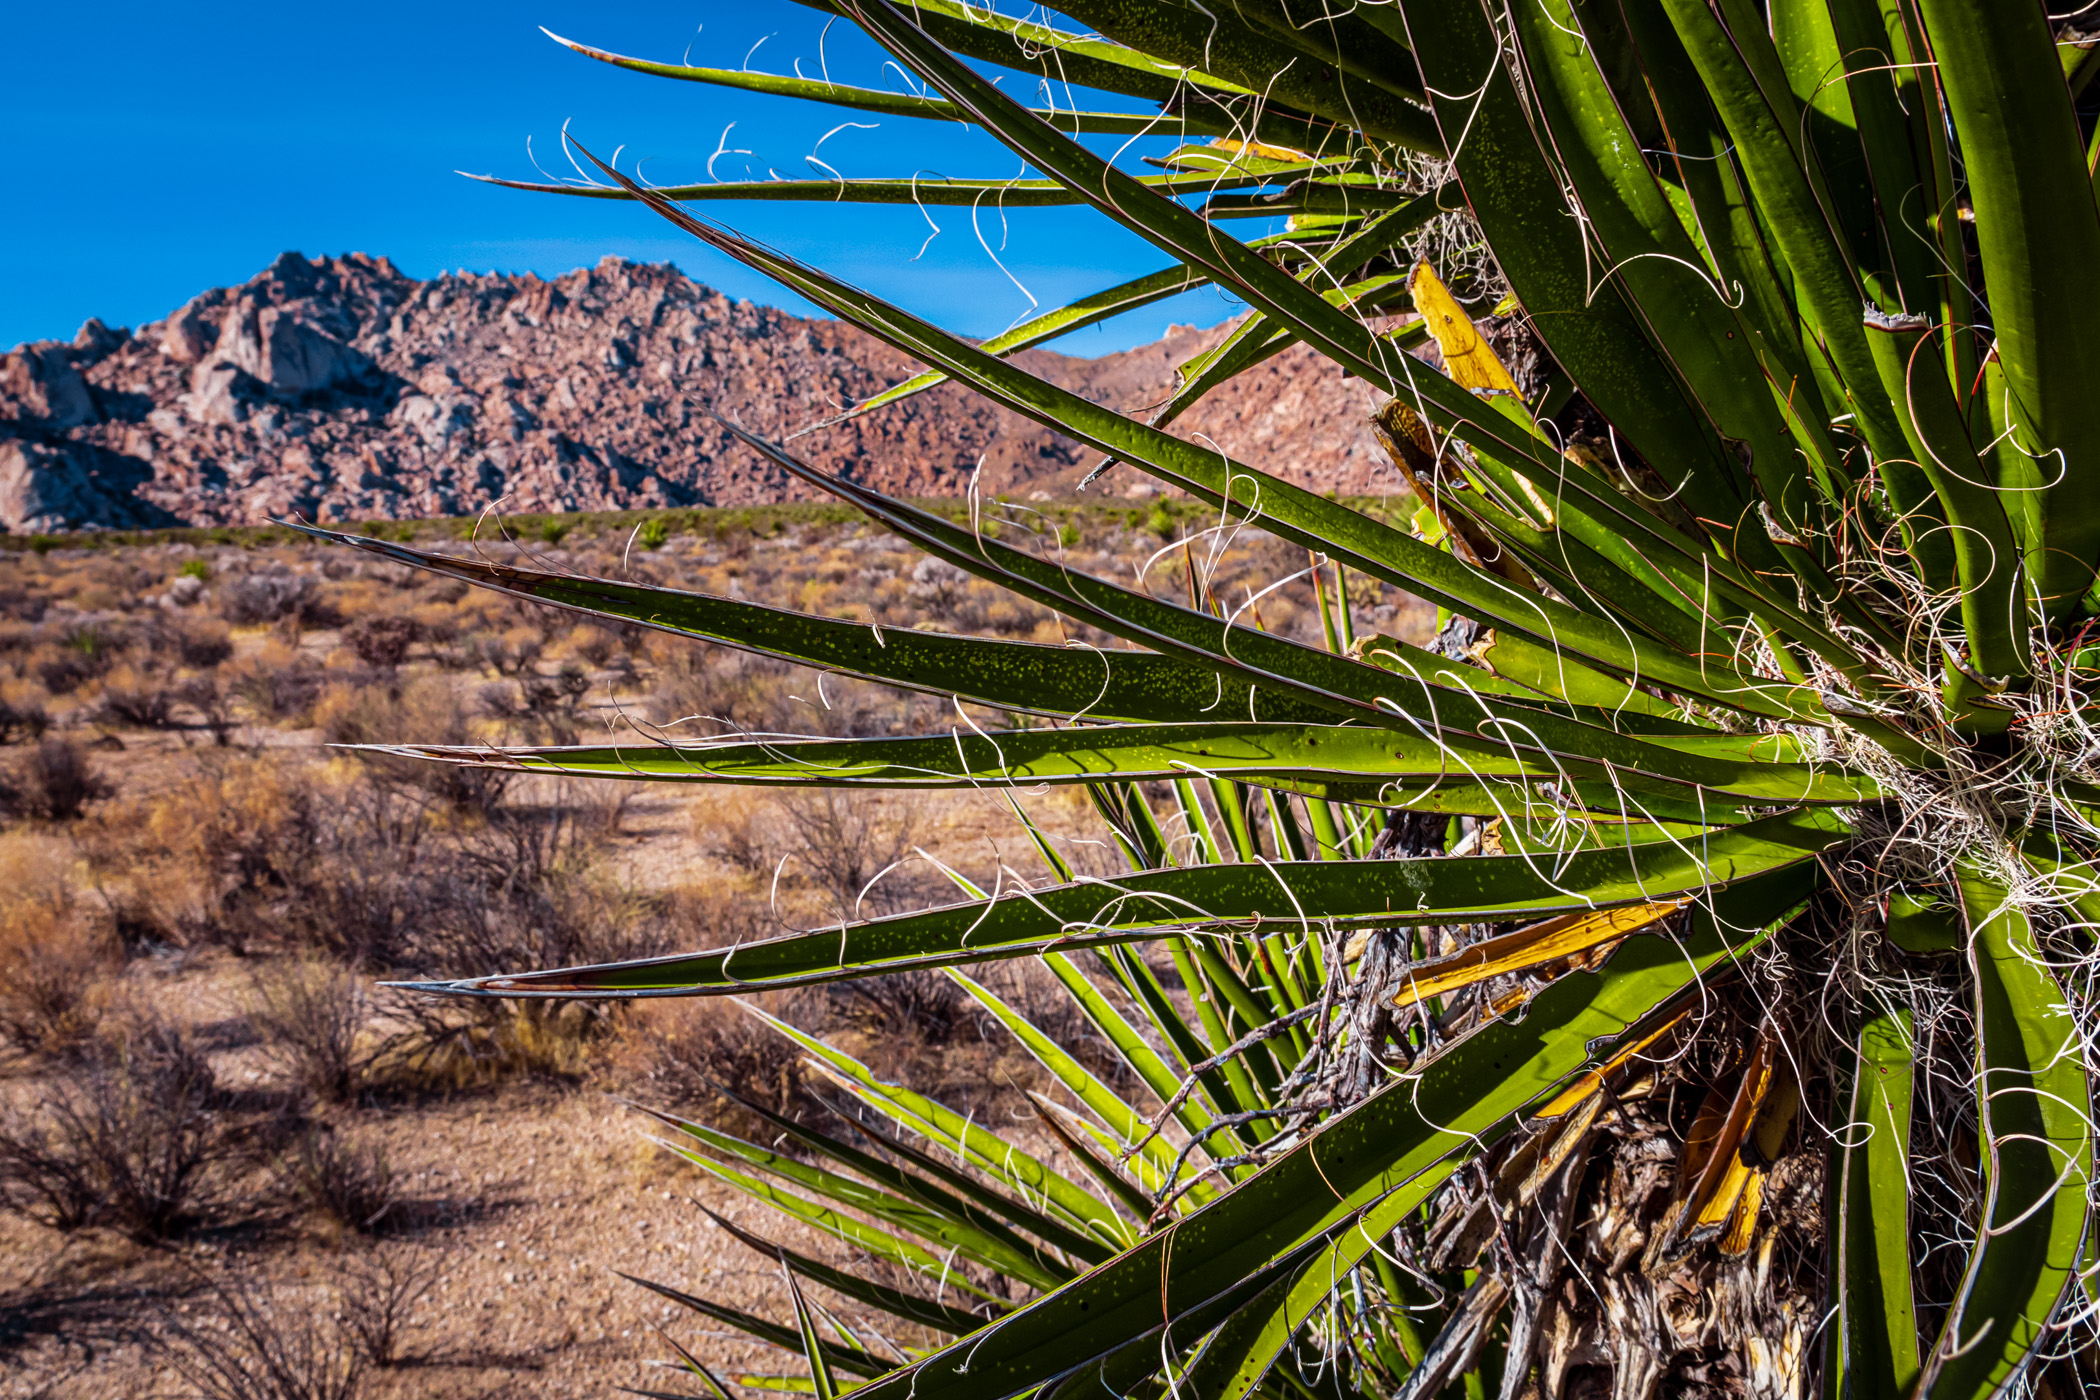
[1648,1034,1781,1269]
[1535,1007,1691,1120]
[1207,136,1312,164]
[1408,261,1521,397]
[1719,1170,1766,1256]
[1391,898,1689,1010]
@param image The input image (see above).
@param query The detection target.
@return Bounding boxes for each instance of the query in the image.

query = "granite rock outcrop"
[0,251,1405,530]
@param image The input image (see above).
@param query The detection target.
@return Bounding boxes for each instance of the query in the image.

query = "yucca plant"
[307,0,2100,1395]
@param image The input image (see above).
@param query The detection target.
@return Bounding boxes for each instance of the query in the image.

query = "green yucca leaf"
[651,1110,1077,1287]
[289,524,1339,726]
[624,1272,894,1378]
[464,168,1313,206]
[586,151,1837,715]
[1038,0,1438,151]
[1862,313,2028,678]
[660,1139,1017,1298]
[1834,1007,1921,1400]
[745,1005,1134,1243]
[1182,1168,1458,1400]
[397,809,1839,999]
[783,1267,842,1400]
[793,0,1230,104]
[1922,870,2092,1398]
[1388,0,1769,561]
[1513,0,1835,543]
[1916,0,2100,616]
[1655,0,1912,474]
[699,1203,996,1335]
[537,28,1181,134]
[358,719,1872,811]
[945,966,1185,1207]
[835,263,1210,421]
[848,188,1453,428]
[712,419,1826,725]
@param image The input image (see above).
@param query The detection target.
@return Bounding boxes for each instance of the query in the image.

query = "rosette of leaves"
[313,1,2100,1395]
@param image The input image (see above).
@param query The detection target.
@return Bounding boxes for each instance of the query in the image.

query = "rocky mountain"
[0,251,1405,533]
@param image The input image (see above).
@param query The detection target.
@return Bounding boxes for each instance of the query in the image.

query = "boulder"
[160,295,219,364]
[0,439,137,532]
[72,318,127,360]
[0,343,96,430]
[182,363,254,426]
[216,301,371,395]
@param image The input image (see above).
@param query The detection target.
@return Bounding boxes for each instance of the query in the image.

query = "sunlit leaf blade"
[357,718,1875,809]
[1912,0,2100,615]
[622,1272,893,1378]
[286,524,1337,726]
[1181,1168,1458,1400]
[697,1203,994,1335]
[744,1005,1132,1244]
[465,168,1310,205]
[783,1267,841,1400]
[538,27,1176,133]
[394,809,1841,997]
[646,1110,1074,1288]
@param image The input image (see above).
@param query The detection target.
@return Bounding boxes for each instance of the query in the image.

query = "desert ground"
[0,500,1429,1399]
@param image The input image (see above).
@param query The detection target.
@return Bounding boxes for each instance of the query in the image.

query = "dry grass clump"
[218,564,339,631]
[0,911,115,1058]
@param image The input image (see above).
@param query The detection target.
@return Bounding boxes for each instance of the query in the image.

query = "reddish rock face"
[0,251,1409,530]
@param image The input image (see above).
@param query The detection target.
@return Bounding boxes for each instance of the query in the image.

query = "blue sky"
[4,1,1252,355]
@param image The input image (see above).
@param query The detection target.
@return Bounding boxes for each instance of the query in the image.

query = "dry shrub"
[338,615,421,669]
[7,738,111,820]
[714,789,931,922]
[30,624,120,696]
[335,1246,436,1367]
[251,960,372,1103]
[147,1269,367,1400]
[564,622,633,669]
[219,566,329,628]
[97,663,181,728]
[823,969,974,1045]
[379,822,672,1087]
[646,641,797,737]
[0,903,114,1058]
[276,1124,395,1235]
[88,754,327,955]
[225,640,326,723]
[175,673,238,745]
[317,678,509,814]
[0,1020,229,1240]
[172,619,235,669]
[0,697,49,745]
[476,623,546,677]
[623,954,820,1136]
